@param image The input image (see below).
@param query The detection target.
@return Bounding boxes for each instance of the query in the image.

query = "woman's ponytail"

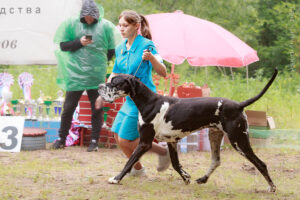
[139,14,152,40]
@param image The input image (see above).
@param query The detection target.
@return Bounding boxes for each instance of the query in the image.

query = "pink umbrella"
[146,10,259,67]
[146,11,259,95]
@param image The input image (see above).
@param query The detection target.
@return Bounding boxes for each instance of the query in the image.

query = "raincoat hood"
[80,0,100,24]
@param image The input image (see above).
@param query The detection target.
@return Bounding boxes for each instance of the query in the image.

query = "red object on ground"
[23,127,47,136]
[177,85,203,98]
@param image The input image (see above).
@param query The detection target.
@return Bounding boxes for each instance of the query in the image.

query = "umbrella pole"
[246,65,249,89]
[205,66,208,83]
[169,64,175,96]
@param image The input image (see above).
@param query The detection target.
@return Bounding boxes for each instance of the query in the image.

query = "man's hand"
[80,36,93,46]
[95,96,104,109]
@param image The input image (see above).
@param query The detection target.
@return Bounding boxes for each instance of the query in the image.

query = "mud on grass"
[0,146,299,200]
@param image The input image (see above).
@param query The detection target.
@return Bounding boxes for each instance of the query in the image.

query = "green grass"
[0,147,299,200]
[1,65,60,100]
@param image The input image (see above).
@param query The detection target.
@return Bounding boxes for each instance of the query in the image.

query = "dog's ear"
[110,75,137,97]
[129,77,136,97]
[110,76,119,86]
[127,76,136,97]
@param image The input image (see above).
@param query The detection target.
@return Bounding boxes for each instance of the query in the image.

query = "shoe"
[87,139,98,152]
[157,148,171,172]
[52,138,65,149]
[129,166,146,177]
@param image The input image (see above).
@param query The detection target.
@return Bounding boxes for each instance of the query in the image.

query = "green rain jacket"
[54,0,121,91]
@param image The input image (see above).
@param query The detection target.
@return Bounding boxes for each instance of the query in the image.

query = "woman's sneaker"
[129,166,147,177]
[157,148,171,172]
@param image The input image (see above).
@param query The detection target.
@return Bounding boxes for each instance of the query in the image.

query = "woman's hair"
[119,10,152,40]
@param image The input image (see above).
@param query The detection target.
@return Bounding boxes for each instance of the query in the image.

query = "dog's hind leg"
[196,128,224,184]
[108,124,155,184]
[167,142,191,185]
[226,123,276,192]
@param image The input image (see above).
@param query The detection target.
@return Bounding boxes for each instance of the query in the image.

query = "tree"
[253,0,300,76]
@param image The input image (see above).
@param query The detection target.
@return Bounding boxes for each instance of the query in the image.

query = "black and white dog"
[98,70,277,192]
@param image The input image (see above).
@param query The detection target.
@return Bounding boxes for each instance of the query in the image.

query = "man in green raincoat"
[52,0,120,151]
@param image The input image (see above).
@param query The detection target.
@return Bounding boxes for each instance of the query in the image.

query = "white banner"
[0,116,25,152]
[0,0,82,65]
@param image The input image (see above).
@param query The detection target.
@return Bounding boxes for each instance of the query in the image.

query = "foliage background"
[100,0,300,77]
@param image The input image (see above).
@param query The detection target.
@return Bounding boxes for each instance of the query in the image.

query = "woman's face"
[118,17,139,39]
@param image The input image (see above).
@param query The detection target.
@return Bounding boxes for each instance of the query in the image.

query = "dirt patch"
[0,146,299,200]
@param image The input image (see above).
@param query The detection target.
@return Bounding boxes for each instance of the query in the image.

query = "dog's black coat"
[99,70,278,192]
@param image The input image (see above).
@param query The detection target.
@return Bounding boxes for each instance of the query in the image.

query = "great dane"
[98,69,277,192]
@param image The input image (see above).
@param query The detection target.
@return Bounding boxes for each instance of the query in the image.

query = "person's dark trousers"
[58,89,103,143]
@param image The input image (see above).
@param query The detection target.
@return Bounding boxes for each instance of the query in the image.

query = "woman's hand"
[80,36,93,46]
[95,96,104,109]
[142,49,155,62]
[143,50,167,77]
[107,72,118,83]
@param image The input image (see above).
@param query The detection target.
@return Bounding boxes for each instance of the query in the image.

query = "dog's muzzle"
[98,84,119,103]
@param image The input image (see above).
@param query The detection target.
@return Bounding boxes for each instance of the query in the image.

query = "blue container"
[180,137,187,153]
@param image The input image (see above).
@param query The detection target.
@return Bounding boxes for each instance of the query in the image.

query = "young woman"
[99,10,170,176]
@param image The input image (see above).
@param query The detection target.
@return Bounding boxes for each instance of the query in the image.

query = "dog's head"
[98,74,137,103]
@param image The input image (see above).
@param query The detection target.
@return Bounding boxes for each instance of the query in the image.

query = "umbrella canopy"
[146,10,259,67]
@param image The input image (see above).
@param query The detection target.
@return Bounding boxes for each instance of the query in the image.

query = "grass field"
[0,145,299,200]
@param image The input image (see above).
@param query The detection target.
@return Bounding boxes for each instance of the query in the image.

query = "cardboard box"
[245,110,268,127]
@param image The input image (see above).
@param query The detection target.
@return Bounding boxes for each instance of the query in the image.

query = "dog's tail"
[239,69,278,108]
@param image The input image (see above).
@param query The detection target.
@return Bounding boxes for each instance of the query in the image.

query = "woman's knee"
[118,137,138,150]
[113,133,119,144]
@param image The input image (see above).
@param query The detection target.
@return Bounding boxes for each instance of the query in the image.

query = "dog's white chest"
[139,102,190,142]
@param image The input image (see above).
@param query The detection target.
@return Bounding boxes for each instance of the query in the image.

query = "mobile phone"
[85,35,92,40]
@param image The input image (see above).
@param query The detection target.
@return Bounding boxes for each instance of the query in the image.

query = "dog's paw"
[268,185,276,192]
[196,176,208,184]
[108,177,120,184]
[182,174,191,185]
[184,178,191,185]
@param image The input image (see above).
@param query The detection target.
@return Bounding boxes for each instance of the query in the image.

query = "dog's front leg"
[108,142,151,184]
[108,124,155,184]
[167,142,191,185]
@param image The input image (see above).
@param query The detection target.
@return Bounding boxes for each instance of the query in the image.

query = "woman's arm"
[142,50,167,77]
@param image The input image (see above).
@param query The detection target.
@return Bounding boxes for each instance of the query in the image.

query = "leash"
[133,46,153,77]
